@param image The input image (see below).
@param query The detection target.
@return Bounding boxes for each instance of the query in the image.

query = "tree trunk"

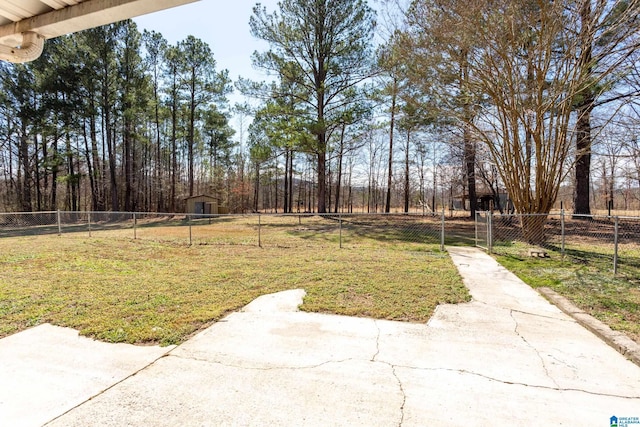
[335,124,345,214]
[41,129,49,210]
[18,123,32,212]
[89,98,104,211]
[83,120,98,211]
[521,215,548,245]
[288,151,294,213]
[170,90,178,212]
[464,126,476,218]
[461,50,477,218]
[404,128,410,213]
[188,74,196,197]
[317,141,327,213]
[253,162,260,212]
[284,149,289,213]
[154,72,163,212]
[124,117,133,212]
[51,128,59,210]
[326,155,332,212]
[347,159,353,213]
[66,132,78,211]
[274,158,278,213]
[574,103,593,216]
[315,48,327,214]
[573,0,594,217]
[386,78,397,213]
[107,118,118,211]
[34,132,42,211]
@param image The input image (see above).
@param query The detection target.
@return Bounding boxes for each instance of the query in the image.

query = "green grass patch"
[494,243,640,344]
[0,234,469,346]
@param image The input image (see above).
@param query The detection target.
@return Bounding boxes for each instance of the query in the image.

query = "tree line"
[245,0,639,229]
[0,0,639,228]
[0,20,234,213]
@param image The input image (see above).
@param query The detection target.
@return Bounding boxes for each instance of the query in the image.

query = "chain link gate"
[475,211,493,253]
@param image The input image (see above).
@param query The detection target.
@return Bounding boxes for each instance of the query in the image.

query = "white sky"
[133,0,280,109]
[132,0,388,138]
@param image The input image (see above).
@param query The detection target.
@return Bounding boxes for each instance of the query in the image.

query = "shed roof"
[185,194,219,201]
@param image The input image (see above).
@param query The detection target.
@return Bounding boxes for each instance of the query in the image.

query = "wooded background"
[0,0,638,219]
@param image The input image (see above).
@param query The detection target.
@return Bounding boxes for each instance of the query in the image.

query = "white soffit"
[0,0,199,62]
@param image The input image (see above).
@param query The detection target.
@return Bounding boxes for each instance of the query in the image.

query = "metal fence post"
[339,211,343,249]
[440,207,445,251]
[133,212,137,239]
[561,209,565,258]
[474,211,478,248]
[614,216,619,276]
[258,214,262,248]
[487,210,493,254]
[88,211,92,237]
[57,210,61,236]
[188,215,192,245]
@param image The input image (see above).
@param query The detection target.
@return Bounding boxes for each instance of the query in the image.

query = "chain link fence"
[0,211,456,250]
[481,211,640,280]
[2,210,637,279]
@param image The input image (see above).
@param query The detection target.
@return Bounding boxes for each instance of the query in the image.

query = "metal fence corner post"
[57,210,61,236]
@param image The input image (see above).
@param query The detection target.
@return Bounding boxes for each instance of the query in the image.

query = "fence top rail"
[478,212,552,218]
[476,212,640,221]
[1,211,639,221]
[604,215,640,221]
[0,211,444,218]
[0,211,57,215]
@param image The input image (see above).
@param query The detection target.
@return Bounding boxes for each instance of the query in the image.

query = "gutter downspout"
[0,32,45,63]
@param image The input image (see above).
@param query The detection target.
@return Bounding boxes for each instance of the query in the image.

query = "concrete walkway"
[1,246,639,426]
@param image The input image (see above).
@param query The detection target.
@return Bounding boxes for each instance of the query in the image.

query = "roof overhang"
[0,0,199,63]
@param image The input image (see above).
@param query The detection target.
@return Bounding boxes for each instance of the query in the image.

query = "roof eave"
[0,0,198,62]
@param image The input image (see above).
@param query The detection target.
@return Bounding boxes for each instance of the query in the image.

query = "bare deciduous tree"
[402,0,639,241]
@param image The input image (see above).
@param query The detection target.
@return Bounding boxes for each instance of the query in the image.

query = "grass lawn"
[495,243,640,344]
[0,232,469,346]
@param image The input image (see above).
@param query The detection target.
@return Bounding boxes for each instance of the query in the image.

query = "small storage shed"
[186,195,219,215]
[453,192,509,212]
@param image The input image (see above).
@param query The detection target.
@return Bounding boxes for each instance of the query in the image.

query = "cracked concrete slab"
[46,356,404,427]
[170,309,380,369]
[395,367,639,426]
[0,324,173,427]
[539,286,640,367]
[4,247,640,426]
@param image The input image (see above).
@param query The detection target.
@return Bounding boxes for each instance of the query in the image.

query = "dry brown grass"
[0,223,469,345]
